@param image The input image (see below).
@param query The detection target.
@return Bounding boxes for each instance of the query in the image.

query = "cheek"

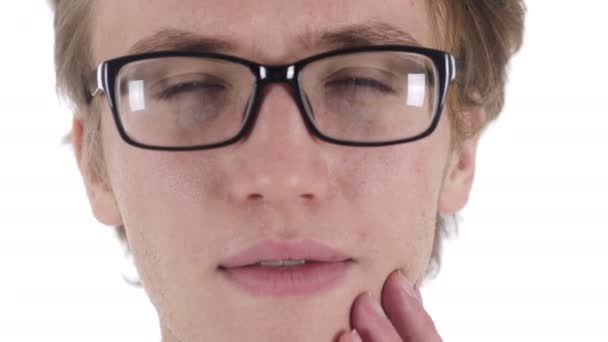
[101,120,231,314]
[338,125,448,221]
[336,119,450,279]
[100,109,224,265]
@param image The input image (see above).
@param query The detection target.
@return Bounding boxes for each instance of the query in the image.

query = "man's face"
[80,1,478,341]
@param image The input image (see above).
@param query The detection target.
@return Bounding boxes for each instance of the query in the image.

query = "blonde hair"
[52,0,525,278]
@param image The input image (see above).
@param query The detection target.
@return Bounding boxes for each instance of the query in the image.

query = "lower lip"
[219,261,352,297]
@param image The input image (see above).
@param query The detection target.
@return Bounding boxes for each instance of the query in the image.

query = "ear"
[438,107,485,214]
[72,117,123,226]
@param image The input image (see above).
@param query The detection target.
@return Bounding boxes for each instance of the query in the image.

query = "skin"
[74,0,483,341]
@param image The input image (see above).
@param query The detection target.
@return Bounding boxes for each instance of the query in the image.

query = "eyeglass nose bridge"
[258,65,297,83]
[240,63,320,142]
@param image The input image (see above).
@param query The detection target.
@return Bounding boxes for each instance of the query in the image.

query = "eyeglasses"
[87,45,456,151]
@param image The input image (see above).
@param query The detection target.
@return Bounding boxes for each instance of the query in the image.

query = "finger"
[351,292,403,342]
[337,329,363,342]
[381,270,442,342]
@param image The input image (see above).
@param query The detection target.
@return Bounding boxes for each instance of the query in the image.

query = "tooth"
[259,259,307,267]
[282,260,306,266]
[260,260,283,267]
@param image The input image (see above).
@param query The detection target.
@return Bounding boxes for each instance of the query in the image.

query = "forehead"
[92,0,435,64]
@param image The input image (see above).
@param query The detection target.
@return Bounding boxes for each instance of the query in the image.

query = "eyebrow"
[127,29,236,55]
[127,22,421,56]
[314,22,421,49]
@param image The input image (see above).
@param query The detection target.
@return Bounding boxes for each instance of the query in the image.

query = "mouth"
[217,239,354,297]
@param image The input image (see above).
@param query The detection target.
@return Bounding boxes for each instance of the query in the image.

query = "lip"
[218,239,354,297]
[218,239,353,268]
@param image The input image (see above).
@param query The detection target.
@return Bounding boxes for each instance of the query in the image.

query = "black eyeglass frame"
[87,45,457,151]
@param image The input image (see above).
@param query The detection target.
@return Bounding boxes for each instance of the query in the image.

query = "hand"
[337,270,442,342]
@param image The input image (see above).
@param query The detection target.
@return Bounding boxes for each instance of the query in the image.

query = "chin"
[164,297,351,342]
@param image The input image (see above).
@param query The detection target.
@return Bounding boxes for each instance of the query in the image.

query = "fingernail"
[351,329,363,342]
[398,270,417,298]
[365,291,387,318]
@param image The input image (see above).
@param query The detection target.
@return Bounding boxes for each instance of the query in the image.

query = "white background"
[1,1,607,341]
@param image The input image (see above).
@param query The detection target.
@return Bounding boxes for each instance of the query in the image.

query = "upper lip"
[218,239,353,269]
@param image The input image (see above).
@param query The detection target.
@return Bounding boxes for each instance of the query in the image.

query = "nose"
[227,85,330,205]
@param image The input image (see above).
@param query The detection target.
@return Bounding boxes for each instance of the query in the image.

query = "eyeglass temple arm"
[84,63,106,103]
[449,55,457,82]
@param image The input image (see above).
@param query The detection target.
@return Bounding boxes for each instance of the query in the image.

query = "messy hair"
[52,0,525,278]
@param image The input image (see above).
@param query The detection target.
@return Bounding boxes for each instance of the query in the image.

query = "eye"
[325,77,396,94]
[157,81,227,100]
